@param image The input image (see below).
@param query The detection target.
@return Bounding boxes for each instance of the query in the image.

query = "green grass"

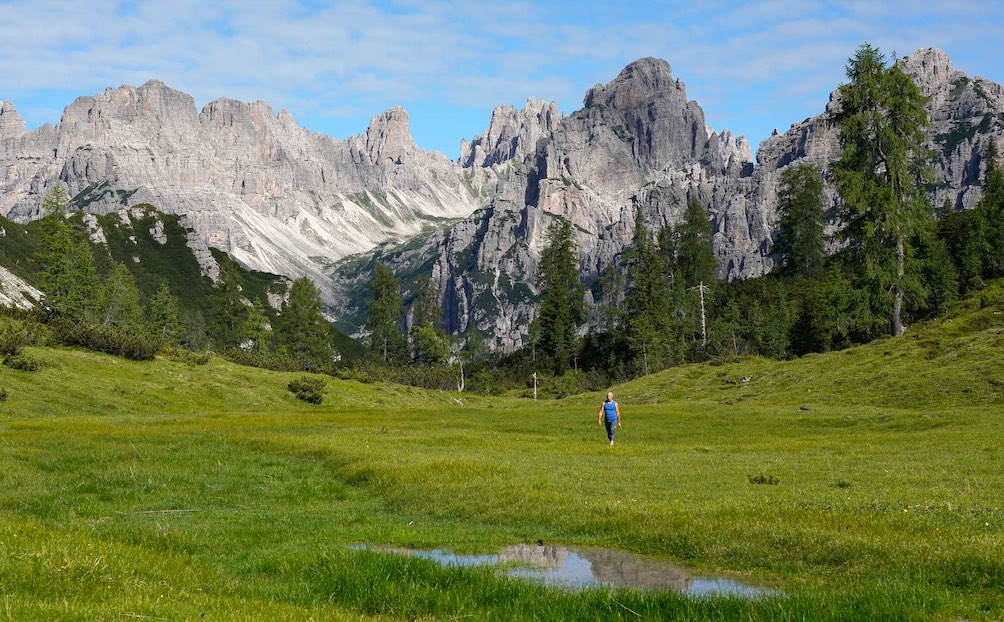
[1,284,1003,619]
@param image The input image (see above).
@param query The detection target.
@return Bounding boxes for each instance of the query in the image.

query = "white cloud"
[0,0,1000,155]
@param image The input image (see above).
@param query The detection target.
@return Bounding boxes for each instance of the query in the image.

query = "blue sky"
[1,0,1002,159]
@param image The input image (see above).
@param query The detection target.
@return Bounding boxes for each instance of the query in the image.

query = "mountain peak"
[363,106,417,164]
[899,47,957,96]
[584,57,679,109]
[0,100,27,139]
[460,98,560,168]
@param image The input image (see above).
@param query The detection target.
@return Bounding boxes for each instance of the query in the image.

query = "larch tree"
[832,43,931,337]
[147,281,181,339]
[277,277,331,365]
[366,263,406,363]
[99,263,143,327]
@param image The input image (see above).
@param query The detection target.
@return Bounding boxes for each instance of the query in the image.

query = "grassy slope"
[0,283,1002,620]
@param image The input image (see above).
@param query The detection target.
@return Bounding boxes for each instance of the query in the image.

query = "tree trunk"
[892,236,905,336]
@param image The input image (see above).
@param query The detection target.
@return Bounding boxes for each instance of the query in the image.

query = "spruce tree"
[147,282,181,339]
[99,263,143,327]
[624,216,675,375]
[533,218,585,373]
[676,198,717,288]
[832,43,931,337]
[981,139,1004,275]
[776,164,827,276]
[277,277,331,365]
[366,264,406,363]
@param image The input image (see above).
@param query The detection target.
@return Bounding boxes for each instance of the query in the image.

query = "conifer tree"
[41,185,70,215]
[277,277,331,364]
[624,216,675,375]
[533,218,585,373]
[410,278,450,365]
[242,298,273,354]
[147,281,181,339]
[366,263,406,362]
[99,263,142,327]
[832,43,931,336]
[676,198,717,289]
[776,164,827,276]
[36,218,99,319]
[981,139,1004,274]
[209,260,249,346]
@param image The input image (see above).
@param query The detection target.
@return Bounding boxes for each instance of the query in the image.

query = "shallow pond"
[351,543,774,597]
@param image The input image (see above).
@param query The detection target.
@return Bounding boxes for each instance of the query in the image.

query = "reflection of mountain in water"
[349,543,771,597]
[499,544,566,568]
[582,548,693,592]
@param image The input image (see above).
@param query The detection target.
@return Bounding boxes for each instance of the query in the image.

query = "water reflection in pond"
[351,543,774,597]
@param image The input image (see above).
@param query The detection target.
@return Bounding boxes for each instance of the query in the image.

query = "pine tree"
[776,164,827,275]
[36,218,99,319]
[365,264,406,363]
[147,282,181,339]
[624,216,675,375]
[676,198,717,289]
[277,277,331,365]
[533,218,585,373]
[832,43,931,337]
[99,263,143,327]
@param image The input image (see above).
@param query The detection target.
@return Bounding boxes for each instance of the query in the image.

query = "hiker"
[597,391,621,446]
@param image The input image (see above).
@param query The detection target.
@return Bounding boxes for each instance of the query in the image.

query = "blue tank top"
[603,400,618,419]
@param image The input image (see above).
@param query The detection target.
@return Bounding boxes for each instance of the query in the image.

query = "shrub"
[163,346,212,366]
[51,319,162,361]
[288,376,325,404]
[4,353,41,372]
[0,324,28,358]
[225,348,309,373]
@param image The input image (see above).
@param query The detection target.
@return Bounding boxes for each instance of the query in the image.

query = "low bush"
[51,319,162,361]
[288,376,325,404]
[4,353,41,372]
[226,348,305,372]
[163,346,213,366]
[0,323,28,358]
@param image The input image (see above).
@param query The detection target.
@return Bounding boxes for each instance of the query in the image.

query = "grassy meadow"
[1,283,1003,620]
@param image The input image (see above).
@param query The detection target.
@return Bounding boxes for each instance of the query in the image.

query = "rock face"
[375,58,764,351]
[330,48,1003,352]
[0,265,43,309]
[460,98,562,168]
[0,82,481,301]
[0,102,27,140]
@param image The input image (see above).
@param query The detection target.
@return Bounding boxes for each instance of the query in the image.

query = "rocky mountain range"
[329,47,1004,350]
[0,84,481,293]
[1,47,1002,351]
